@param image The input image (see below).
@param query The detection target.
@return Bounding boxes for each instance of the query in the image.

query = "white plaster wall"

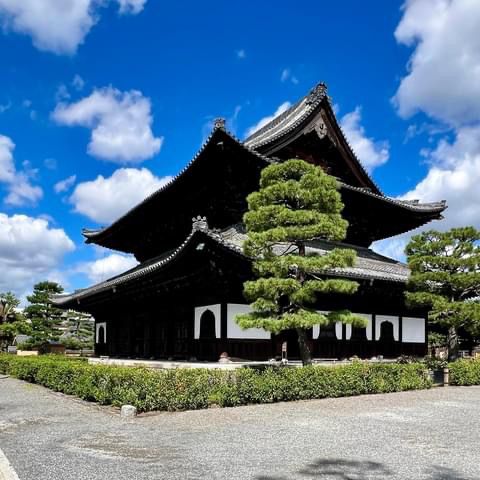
[345,324,352,340]
[96,322,107,343]
[375,315,400,341]
[402,317,425,343]
[227,304,271,339]
[194,304,221,339]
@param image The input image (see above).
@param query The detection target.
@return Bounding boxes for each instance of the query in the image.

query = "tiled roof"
[220,225,410,283]
[53,223,410,306]
[244,83,328,149]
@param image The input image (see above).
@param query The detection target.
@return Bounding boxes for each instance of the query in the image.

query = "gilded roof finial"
[214,118,226,130]
[192,215,208,232]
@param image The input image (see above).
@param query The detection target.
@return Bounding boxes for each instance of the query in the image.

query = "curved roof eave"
[82,125,271,243]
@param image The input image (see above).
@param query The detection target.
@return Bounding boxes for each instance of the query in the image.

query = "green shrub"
[449,359,480,386]
[0,354,432,412]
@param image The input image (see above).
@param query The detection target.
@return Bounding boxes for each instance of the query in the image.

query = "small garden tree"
[236,159,366,365]
[0,291,31,350]
[24,281,65,346]
[406,227,480,360]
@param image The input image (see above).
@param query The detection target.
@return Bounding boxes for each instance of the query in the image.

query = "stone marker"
[121,405,137,418]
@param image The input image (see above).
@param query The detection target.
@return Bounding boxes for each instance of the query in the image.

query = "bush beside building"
[0,354,432,412]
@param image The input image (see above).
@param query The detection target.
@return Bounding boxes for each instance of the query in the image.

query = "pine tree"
[24,281,65,345]
[405,227,480,360]
[236,159,366,365]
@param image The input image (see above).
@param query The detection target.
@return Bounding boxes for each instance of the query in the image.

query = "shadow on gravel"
[256,458,473,480]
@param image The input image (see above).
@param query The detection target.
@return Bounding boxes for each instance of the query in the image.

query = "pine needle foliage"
[236,159,366,364]
[405,227,480,360]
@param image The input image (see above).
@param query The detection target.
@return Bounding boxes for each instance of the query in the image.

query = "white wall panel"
[227,304,271,339]
[402,317,425,343]
[194,304,221,339]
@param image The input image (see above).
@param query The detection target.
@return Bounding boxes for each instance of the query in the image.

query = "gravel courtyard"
[0,376,479,480]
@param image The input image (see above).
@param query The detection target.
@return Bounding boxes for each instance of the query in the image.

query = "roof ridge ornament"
[192,215,208,232]
[306,82,327,105]
[214,118,226,130]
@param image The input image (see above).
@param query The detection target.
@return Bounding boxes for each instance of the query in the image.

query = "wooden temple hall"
[53,83,447,361]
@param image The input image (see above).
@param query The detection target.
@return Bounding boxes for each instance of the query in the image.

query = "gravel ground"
[0,377,479,480]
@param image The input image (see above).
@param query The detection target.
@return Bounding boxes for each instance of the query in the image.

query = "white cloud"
[77,253,138,284]
[44,158,57,170]
[245,101,291,138]
[52,87,163,163]
[340,107,389,172]
[54,175,77,194]
[280,68,299,85]
[5,173,43,206]
[0,213,75,298]
[376,0,480,261]
[0,134,15,183]
[402,126,480,229]
[117,0,146,14]
[0,102,11,113]
[71,74,85,91]
[0,0,147,55]
[55,84,70,102]
[0,134,42,206]
[70,167,172,224]
[394,0,480,126]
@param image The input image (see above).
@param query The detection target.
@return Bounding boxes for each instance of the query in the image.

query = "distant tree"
[406,227,480,360]
[0,292,31,350]
[236,159,366,365]
[0,292,20,323]
[24,281,65,345]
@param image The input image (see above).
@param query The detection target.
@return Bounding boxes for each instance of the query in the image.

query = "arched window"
[351,326,367,341]
[379,321,395,343]
[318,323,336,340]
[199,310,216,339]
[98,325,105,344]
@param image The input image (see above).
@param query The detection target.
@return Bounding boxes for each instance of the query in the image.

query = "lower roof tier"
[82,129,446,261]
[54,222,412,311]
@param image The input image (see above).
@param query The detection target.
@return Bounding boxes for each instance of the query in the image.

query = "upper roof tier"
[244,83,381,195]
[82,84,447,261]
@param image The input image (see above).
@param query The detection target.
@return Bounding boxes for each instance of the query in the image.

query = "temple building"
[53,83,447,361]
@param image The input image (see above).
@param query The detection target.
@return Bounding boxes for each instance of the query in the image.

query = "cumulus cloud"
[70,167,172,224]
[340,107,389,172]
[0,0,147,55]
[245,101,291,138]
[393,0,480,126]
[0,134,42,206]
[280,68,299,85]
[54,175,77,194]
[77,253,138,284]
[0,213,75,298]
[52,87,163,163]
[377,0,480,261]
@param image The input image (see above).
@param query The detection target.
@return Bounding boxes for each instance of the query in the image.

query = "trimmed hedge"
[0,354,431,412]
[449,359,480,386]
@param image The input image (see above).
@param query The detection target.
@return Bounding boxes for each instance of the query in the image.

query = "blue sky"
[1,0,479,300]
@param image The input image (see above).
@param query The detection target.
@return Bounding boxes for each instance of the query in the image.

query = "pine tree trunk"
[296,328,312,366]
[447,326,459,361]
